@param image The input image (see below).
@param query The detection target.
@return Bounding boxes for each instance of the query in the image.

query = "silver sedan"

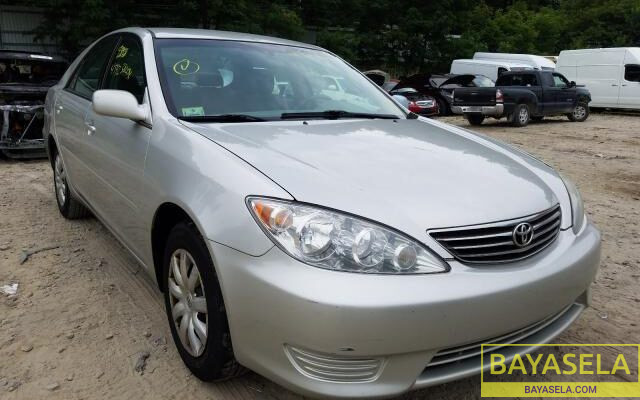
[44,27,601,399]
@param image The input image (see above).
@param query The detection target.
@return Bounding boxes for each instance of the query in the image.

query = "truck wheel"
[465,114,485,126]
[436,97,449,116]
[568,102,589,122]
[511,104,530,127]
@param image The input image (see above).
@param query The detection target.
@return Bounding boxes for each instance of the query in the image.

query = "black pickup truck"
[451,70,591,127]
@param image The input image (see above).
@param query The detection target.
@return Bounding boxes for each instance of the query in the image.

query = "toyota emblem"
[512,222,534,247]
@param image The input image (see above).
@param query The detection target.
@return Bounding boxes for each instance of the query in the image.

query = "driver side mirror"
[92,89,149,121]
[570,81,576,88]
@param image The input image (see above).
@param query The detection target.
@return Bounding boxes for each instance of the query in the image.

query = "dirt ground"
[1,112,639,400]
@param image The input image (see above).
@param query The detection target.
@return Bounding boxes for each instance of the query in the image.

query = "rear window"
[496,74,538,87]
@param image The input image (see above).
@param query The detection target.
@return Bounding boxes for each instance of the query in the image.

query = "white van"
[450,59,533,82]
[557,48,640,109]
[473,52,556,70]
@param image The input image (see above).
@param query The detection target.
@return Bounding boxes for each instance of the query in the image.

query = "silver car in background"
[44,28,601,399]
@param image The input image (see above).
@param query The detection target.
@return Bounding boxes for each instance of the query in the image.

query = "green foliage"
[27,0,640,74]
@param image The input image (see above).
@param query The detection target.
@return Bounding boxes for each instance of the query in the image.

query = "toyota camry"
[43,28,601,399]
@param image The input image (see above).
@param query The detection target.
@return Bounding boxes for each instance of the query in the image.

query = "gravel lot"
[1,113,639,399]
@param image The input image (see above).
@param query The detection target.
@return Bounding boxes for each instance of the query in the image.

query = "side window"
[624,65,640,82]
[103,36,146,103]
[68,36,117,99]
[495,75,511,86]
[552,73,569,88]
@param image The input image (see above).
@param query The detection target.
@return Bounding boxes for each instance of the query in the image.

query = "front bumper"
[209,222,600,399]
[452,104,504,117]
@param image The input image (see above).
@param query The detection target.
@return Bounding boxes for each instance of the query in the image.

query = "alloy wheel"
[519,107,529,125]
[54,155,67,206]
[168,249,208,357]
[573,105,586,120]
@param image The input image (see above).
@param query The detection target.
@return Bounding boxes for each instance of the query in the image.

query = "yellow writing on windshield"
[173,59,200,75]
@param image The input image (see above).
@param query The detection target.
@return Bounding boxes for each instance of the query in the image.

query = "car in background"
[452,70,591,126]
[450,59,533,82]
[391,73,493,115]
[0,50,67,158]
[473,52,556,70]
[557,47,640,110]
[388,87,438,116]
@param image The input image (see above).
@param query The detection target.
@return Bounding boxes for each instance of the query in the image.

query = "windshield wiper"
[178,114,266,123]
[280,110,400,120]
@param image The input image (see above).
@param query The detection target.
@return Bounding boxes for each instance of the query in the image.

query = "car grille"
[425,304,572,369]
[429,205,561,264]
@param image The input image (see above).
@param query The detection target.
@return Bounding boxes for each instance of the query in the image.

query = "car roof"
[144,27,323,51]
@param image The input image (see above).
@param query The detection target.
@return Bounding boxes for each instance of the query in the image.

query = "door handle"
[611,84,618,86]
[622,84,627,87]
[84,121,96,136]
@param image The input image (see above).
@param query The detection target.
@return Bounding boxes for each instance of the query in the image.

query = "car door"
[619,62,640,108]
[510,73,543,114]
[55,35,119,199]
[82,34,152,259]
[546,73,576,114]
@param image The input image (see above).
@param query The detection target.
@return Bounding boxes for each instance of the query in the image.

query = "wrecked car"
[0,50,67,158]
[391,73,494,115]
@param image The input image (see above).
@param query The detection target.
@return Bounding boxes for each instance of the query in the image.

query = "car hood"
[184,118,565,243]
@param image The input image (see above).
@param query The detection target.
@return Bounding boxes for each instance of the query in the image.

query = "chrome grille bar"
[429,205,562,264]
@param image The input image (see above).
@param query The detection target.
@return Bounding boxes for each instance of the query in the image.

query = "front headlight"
[247,197,449,274]
[560,175,585,234]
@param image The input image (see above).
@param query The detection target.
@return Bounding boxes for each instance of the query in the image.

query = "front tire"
[163,222,245,381]
[511,104,530,127]
[53,152,90,219]
[465,114,485,126]
[568,102,589,122]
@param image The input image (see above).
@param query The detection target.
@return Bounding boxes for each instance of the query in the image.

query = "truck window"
[495,75,511,86]
[510,74,538,87]
[551,73,570,88]
[624,65,640,82]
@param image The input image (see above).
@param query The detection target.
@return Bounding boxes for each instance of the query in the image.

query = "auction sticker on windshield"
[481,344,640,397]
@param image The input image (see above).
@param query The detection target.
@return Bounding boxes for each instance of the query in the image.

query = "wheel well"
[151,203,196,291]
[47,135,58,167]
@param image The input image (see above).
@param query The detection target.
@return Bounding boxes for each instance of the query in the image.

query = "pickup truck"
[451,70,591,126]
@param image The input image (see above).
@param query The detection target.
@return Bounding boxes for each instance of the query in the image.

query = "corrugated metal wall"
[0,5,61,55]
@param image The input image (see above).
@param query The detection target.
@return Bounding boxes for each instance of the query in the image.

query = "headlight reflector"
[248,197,448,274]
[560,175,585,234]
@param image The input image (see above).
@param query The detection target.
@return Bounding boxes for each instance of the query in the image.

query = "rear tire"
[163,222,246,381]
[436,97,449,116]
[465,114,485,126]
[511,104,530,127]
[568,102,589,122]
[53,152,91,219]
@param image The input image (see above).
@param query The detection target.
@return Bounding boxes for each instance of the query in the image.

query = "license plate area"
[461,106,481,113]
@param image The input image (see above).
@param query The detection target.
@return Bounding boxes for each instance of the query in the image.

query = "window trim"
[101,32,148,104]
[64,34,120,101]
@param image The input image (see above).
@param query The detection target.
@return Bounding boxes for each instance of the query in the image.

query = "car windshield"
[0,58,67,85]
[154,39,404,120]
